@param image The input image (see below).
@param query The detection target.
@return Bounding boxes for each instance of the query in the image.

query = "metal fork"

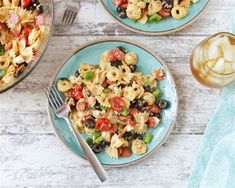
[62,6,78,26]
[44,85,108,182]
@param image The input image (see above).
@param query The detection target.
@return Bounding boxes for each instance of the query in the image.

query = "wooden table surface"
[1,0,234,187]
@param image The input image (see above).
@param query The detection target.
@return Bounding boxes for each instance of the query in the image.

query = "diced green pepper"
[91,130,101,139]
[84,71,94,80]
[149,14,162,23]
[85,137,93,145]
[144,80,149,87]
[100,104,109,110]
[0,69,6,79]
[143,132,153,144]
[93,136,104,144]
[0,44,5,55]
[121,109,129,116]
[152,87,161,98]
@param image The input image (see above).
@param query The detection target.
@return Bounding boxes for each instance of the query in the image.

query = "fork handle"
[65,118,108,182]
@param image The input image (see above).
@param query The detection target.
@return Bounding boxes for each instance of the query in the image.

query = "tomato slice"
[109,97,126,112]
[21,0,32,8]
[113,48,125,61]
[158,8,171,17]
[0,23,9,32]
[109,124,117,133]
[118,147,132,157]
[128,117,135,126]
[150,104,161,113]
[154,68,165,80]
[95,118,112,131]
[130,108,139,115]
[147,117,156,128]
[69,86,84,100]
[108,48,125,61]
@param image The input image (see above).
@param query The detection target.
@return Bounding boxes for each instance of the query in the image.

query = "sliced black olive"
[117,46,126,53]
[94,101,101,110]
[133,133,143,140]
[37,5,44,14]
[75,70,80,77]
[137,99,147,109]
[119,84,127,88]
[85,118,95,129]
[162,0,173,8]
[91,144,102,153]
[31,0,40,9]
[116,5,126,13]
[123,132,133,141]
[14,64,26,78]
[100,140,109,148]
[158,99,168,109]
[144,85,151,92]
[111,60,123,67]
[129,64,137,72]
[119,11,127,19]
[130,99,138,108]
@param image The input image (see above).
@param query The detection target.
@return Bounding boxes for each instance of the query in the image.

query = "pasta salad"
[112,0,199,24]
[0,0,49,88]
[57,46,170,159]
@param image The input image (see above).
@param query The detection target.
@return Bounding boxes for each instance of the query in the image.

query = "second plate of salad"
[99,0,209,35]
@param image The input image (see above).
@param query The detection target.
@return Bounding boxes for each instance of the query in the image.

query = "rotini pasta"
[57,46,170,158]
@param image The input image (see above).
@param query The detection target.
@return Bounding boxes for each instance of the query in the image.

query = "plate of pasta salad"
[99,0,209,35]
[48,38,178,167]
[0,0,53,93]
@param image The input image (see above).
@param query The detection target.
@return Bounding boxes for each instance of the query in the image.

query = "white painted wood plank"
[0,134,202,187]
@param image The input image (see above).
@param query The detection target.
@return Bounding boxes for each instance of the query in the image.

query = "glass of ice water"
[190,32,235,88]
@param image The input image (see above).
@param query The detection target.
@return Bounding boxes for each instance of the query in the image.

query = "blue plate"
[99,0,209,35]
[48,38,178,167]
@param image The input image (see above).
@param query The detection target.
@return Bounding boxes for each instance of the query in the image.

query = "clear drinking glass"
[190,32,235,88]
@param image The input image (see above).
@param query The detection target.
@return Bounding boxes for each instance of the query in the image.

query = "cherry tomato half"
[69,86,84,100]
[158,8,171,17]
[150,104,161,113]
[21,0,33,8]
[118,147,132,157]
[154,68,165,80]
[147,117,156,128]
[109,96,126,112]
[95,118,112,132]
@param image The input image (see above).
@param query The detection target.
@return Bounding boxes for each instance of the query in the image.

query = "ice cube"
[213,58,225,73]
[206,60,216,69]
[223,62,233,74]
[207,43,222,60]
[221,43,235,62]
[210,35,231,47]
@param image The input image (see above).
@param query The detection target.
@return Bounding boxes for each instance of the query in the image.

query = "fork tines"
[44,85,64,109]
[62,6,78,26]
